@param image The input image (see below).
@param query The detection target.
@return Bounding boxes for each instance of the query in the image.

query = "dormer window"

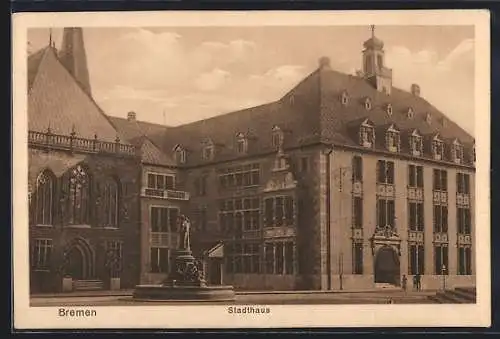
[173,145,186,164]
[425,113,432,124]
[409,130,423,156]
[386,104,393,116]
[450,139,464,164]
[385,125,400,152]
[431,134,445,160]
[359,119,375,148]
[341,91,349,105]
[235,132,248,154]
[407,107,414,119]
[201,139,214,161]
[271,125,284,149]
[364,97,372,110]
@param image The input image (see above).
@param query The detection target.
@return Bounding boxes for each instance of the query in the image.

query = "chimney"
[127,111,137,121]
[318,56,331,70]
[411,84,421,97]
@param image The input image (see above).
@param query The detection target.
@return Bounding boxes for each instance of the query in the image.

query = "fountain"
[133,215,236,301]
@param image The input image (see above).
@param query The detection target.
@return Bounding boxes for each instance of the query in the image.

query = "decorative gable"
[271,125,284,149]
[235,132,248,154]
[359,118,375,148]
[431,133,444,160]
[409,129,423,156]
[173,144,187,164]
[201,138,215,161]
[263,148,297,193]
[385,124,400,153]
[450,138,464,164]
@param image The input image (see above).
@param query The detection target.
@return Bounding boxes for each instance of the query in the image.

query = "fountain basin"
[133,284,236,302]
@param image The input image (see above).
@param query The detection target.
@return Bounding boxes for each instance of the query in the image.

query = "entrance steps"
[73,280,104,291]
[428,286,476,304]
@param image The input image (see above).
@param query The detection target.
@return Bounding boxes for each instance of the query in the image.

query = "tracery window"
[101,177,119,228]
[68,165,90,225]
[34,170,54,225]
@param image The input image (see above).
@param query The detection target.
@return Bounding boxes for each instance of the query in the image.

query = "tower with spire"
[362,25,393,95]
[58,27,92,96]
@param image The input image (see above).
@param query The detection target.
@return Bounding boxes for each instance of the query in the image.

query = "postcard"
[12,9,491,329]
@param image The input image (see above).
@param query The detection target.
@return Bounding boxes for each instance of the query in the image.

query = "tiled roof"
[28,46,127,144]
[108,117,174,166]
[157,63,474,166]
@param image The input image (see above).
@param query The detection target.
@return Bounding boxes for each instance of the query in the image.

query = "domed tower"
[362,25,393,95]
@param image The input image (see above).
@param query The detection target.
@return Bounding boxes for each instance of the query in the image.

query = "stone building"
[115,29,475,291]
[31,26,475,292]
[27,28,142,293]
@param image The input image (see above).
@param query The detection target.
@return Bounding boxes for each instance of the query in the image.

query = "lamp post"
[441,264,447,291]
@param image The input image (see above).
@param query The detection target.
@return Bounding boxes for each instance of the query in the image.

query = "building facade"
[28,29,142,293]
[115,29,475,291]
[29,27,475,293]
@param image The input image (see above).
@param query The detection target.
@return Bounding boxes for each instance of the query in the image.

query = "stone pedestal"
[110,277,121,290]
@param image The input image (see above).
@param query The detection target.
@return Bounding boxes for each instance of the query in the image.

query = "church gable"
[28,47,124,143]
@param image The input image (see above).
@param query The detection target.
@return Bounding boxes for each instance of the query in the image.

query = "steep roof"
[28,46,127,144]
[157,62,473,166]
[109,117,174,166]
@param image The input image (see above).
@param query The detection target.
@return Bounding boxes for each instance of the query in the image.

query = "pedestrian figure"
[415,273,422,291]
[401,274,408,292]
[412,275,417,291]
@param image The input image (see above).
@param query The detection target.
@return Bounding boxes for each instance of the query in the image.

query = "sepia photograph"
[13,10,490,329]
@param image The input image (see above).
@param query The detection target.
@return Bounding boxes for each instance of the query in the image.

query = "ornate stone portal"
[133,215,236,301]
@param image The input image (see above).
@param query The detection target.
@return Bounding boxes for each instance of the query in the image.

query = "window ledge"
[65,224,91,229]
[35,224,53,228]
[33,269,51,272]
[103,226,120,230]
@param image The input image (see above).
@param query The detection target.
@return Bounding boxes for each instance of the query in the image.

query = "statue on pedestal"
[178,215,191,251]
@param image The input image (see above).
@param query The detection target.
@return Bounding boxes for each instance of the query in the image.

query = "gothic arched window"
[102,177,119,228]
[68,165,90,225]
[34,170,54,225]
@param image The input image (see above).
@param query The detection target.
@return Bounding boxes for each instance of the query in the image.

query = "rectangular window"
[434,245,449,275]
[433,169,447,191]
[197,207,207,232]
[433,205,448,233]
[33,239,52,270]
[147,173,175,190]
[284,242,294,274]
[457,173,471,194]
[284,196,294,225]
[408,165,424,188]
[377,160,394,184]
[353,197,363,229]
[275,197,284,226]
[219,197,261,234]
[265,243,274,274]
[457,247,471,275]
[352,156,363,181]
[353,242,363,274]
[409,244,425,275]
[217,164,260,190]
[264,196,294,228]
[150,247,169,273]
[457,207,471,234]
[151,207,179,233]
[409,202,424,231]
[275,242,284,275]
[377,199,395,228]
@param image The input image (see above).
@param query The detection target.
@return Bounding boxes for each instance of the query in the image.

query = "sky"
[28,25,475,135]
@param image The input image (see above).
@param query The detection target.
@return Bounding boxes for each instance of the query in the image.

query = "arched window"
[68,165,90,225]
[34,170,54,225]
[102,177,119,228]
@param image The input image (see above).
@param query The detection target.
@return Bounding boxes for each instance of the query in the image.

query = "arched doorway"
[65,237,94,280]
[374,246,400,285]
